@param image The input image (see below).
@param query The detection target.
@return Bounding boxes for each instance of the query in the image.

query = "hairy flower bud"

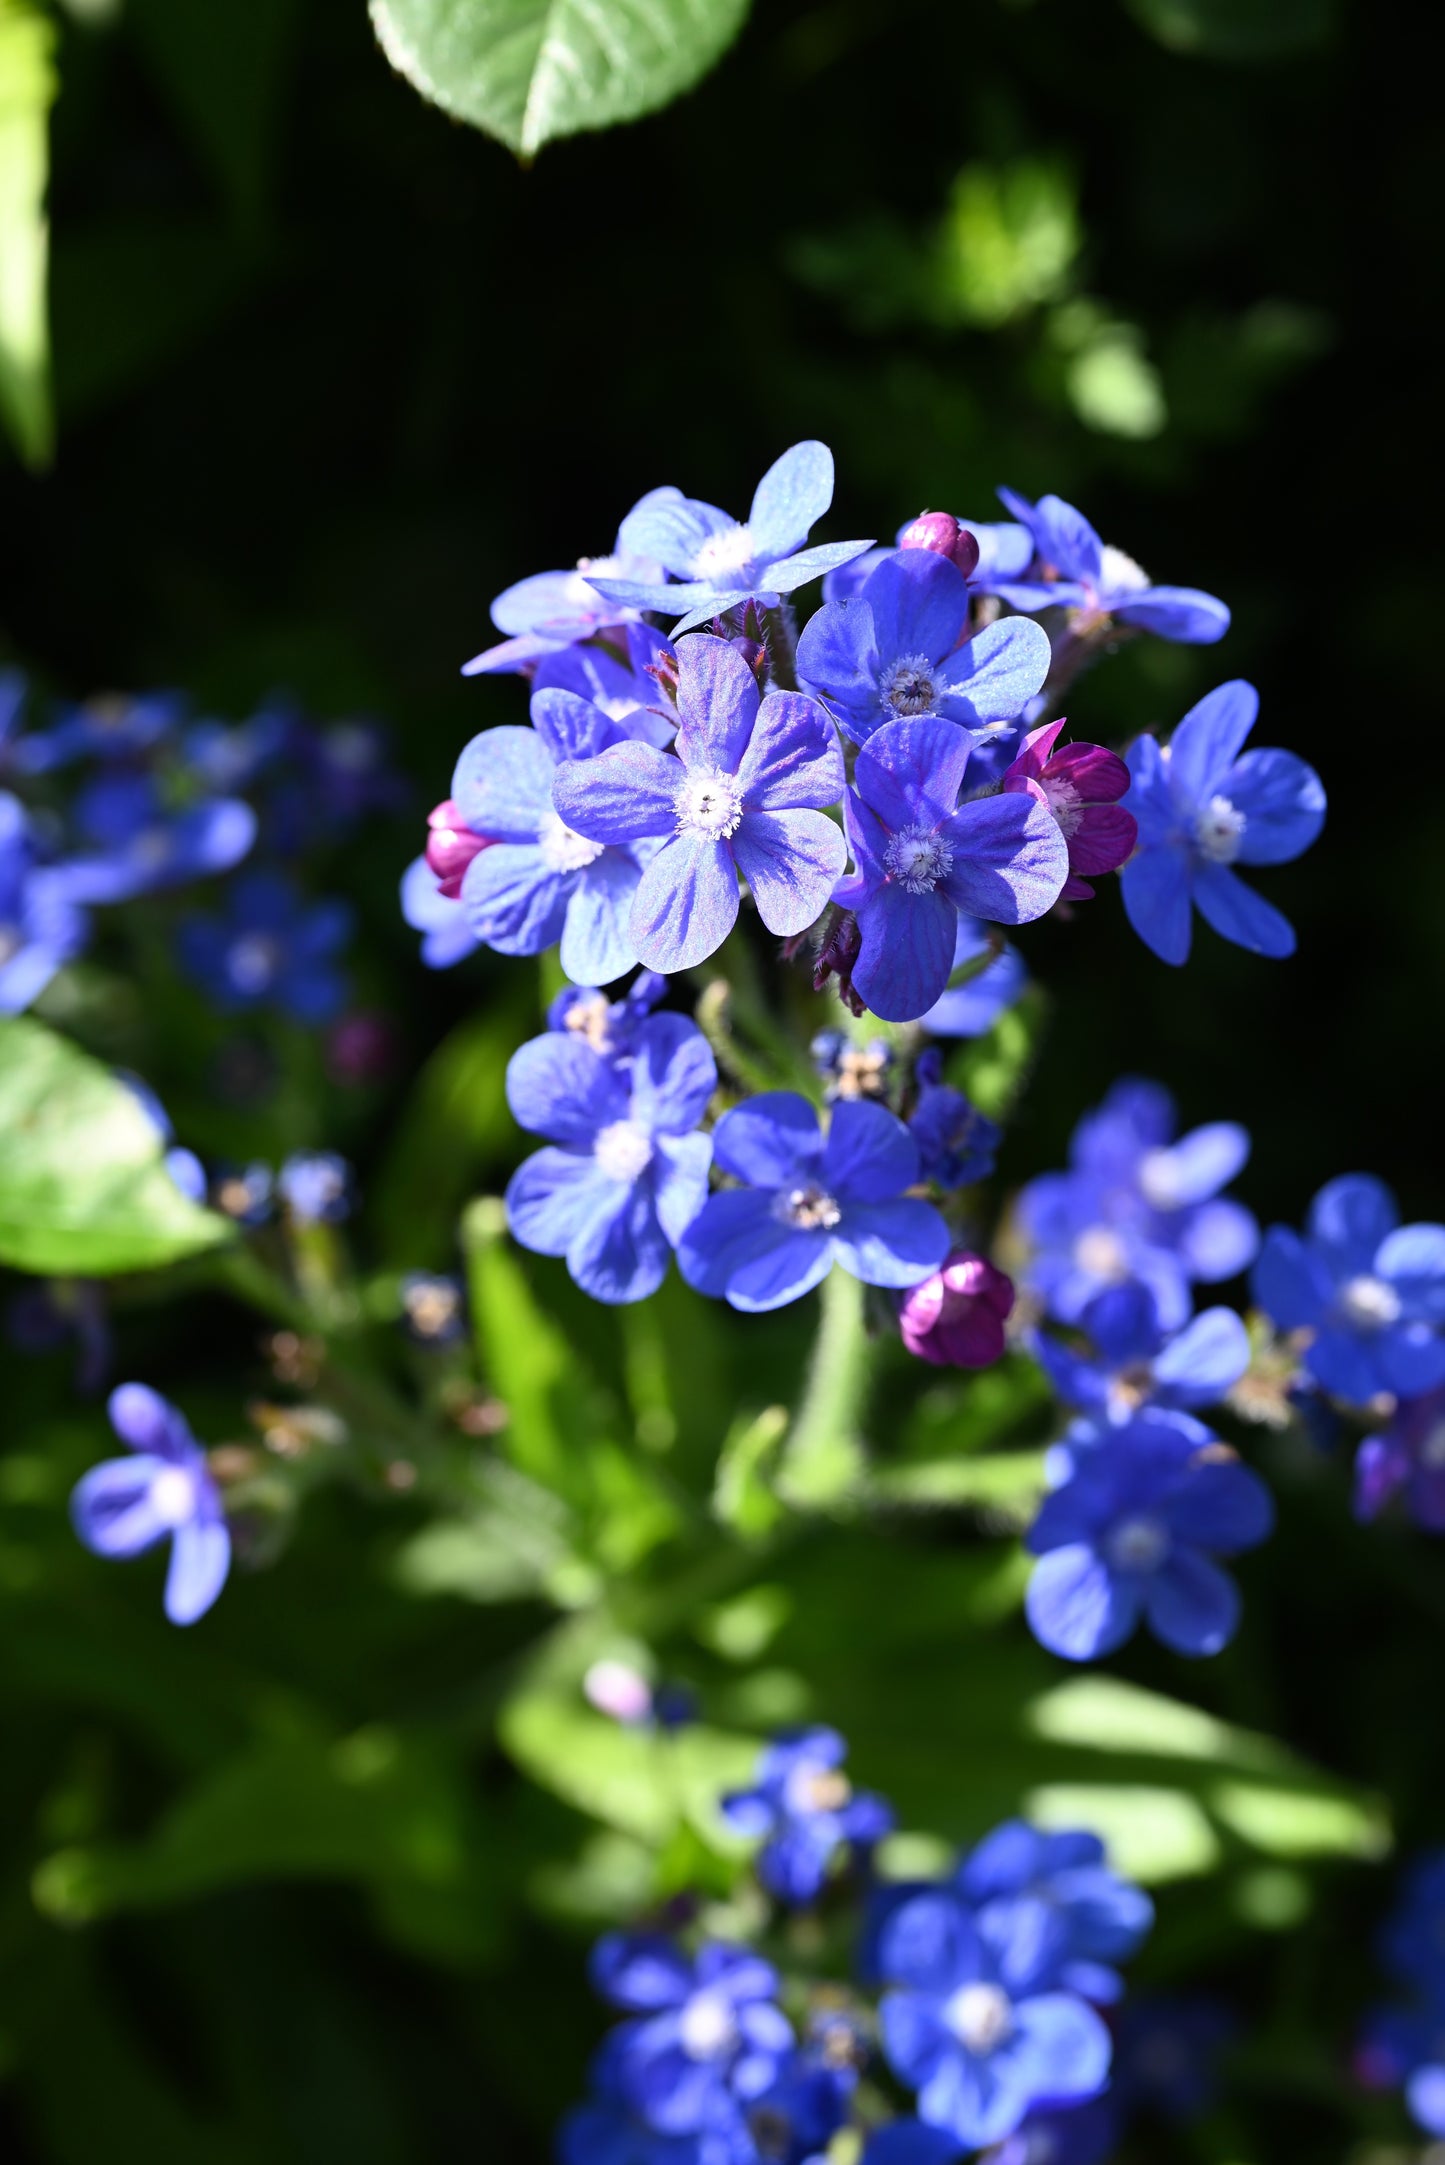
[425,798,491,897]
[899,511,981,581]
[899,1250,1015,1368]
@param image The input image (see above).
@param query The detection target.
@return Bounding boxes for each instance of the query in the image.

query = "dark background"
[2,0,1441,2157]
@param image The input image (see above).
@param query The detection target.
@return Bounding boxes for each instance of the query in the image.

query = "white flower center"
[594,1119,653,1184]
[945,1982,1014,2055]
[1194,794,1247,865]
[884,823,953,895]
[787,1764,853,1814]
[1419,1422,1445,1470]
[1098,543,1150,596]
[1337,1274,1401,1331]
[537,809,606,874]
[561,992,615,1054]
[879,651,942,718]
[691,523,759,584]
[1073,1226,1130,1282]
[149,1465,197,1528]
[774,1183,842,1232]
[228,932,281,993]
[675,765,744,840]
[1041,773,1083,838]
[1106,1514,1171,1573]
[678,1989,740,2061]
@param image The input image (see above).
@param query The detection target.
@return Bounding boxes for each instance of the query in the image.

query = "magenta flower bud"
[899,1250,1015,1368]
[425,798,490,897]
[899,511,981,581]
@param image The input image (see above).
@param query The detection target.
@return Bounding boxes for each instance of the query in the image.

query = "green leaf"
[0,1016,231,1275]
[1123,0,1338,58]
[501,1678,758,1843]
[368,0,752,160]
[0,0,55,467]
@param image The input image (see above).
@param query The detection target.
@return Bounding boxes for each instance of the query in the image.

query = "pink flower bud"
[898,1250,1015,1368]
[425,798,490,897]
[899,512,981,581]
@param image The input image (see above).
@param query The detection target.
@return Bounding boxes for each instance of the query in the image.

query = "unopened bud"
[898,1251,1015,1369]
[425,798,490,897]
[899,512,981,581]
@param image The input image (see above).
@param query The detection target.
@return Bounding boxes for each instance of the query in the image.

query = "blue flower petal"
[1251,1225,1332,1329]
[1143,1549,1240,1656]
[795,597,882,740]
[853,881,957,1023]
[1114,586,1230,642]
[1152,1308,1251,1400]
[1225,747,1326,866]
[674,635,760,773]
[164,1515,230,1625]
[1026,1546,1143,1661]
[451,724,555,839]
[1121,844,1193,965]
[824,1097,920,1202]
[735,691,844,810]
[768,538,876,592]
[552,740,679,846]
[460,841,572,956]
[506,1148,614,1254]
[652,1132,714,1247]
[936,616,1051,726]
[1176,1199,1259,1281]
[1376,1223,1445,1316]
[568,1181,671,1305]
[1167,681,1259,809]
[108,1381,192,1458]
[1192,863,1295,958]
[865,550,970,667]
[71,1455,173,1556]
[748,440,835,556]
[506,1032,628,1145]
[631,831,739,972]
[1008,1993,1112,2106]
[1122,733,1177,845]
[711,1092,823,1188]
[559,853,642,985]
[1307,1173,1398,1273]
[833,1199,950,1287]
[630,1014,718,1136]
[855,715,970,833]
[940,793,1068,925]
[1083,1282,1163,1365]
[530,687,623,765]
[1305,1323,1384,1403]
[733,808,846,938]
[677,1189,789,1299]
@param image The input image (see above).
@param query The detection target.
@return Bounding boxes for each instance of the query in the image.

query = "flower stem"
[778,1266,870,1509]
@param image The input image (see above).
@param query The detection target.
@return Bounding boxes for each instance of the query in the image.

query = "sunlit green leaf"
[0,0,55,466]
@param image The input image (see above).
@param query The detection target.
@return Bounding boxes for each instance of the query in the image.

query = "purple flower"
[400,854,481,969]
[795,547,1049,751]
[986,489,1230,644]
[505,1011,715,1305]
[1,792,89,1013]
[899,1253,1015,1369]
[677,1092,949,1313]
[70,1383,230,1625]
[55,771,256,905]
[587,442,874,635]
[1025,1410,1274,1661]
[833,716,1068,1023]
[1252,1174,1445,1404]
[589,1933,794,2140]
[455,688,666,985]
[918,919,1027,1038]
[720,1726,894,1904]
[179,868,352,1022]
[1355,1386,1445,1532]
[1000,723,1137,902]
[1033,1281,1250,1424]
[1121,680,1325,966]
[553,635,847,974]
[462,490,676,676]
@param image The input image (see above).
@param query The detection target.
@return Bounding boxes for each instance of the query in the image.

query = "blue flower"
[70,1383,230,1625]
[1033,1281,1250,1424]
[455,688,666,985]
[986,490,1230,644]
[1355,1385,1445,1533]
[462,490,677,676]
[741,2049,854,2164]
[1252,1174,1445,1404]
[877,1885,1112,2149]
[953,1821,1153,2005]
[908,1053,1000,1189]
[822,516,1035,607]
[57,771,255,904]
[795,547,1050,753]
[918,920,1027,1039]
[1356,2003,1445,2139]
[833,716,1067,1023]
[1379,1853,1445,1999]
[400,854,482,968]
[0,792,89,1013]
[1016,1079,1258,1332]
[505,1011,715,1305]
[980,2097,1119,2165]
[279,1151,353,1223]
[559,2092,749,2165]
[178,868,352,1022]
[589,1933,794,2140]
[1120,680,1325,966]
[181,703,294,793]
[11,689,183,773]
[720,1727,895,1904]
[532,624,679,749]
[860,2121,964,2165]
[212,1162,276,1225]
[553,635,846,974]
[587,443,874,635]
[677,1093,949,1314]
[546,970,670,1056]
[1024,1410,1274,1661]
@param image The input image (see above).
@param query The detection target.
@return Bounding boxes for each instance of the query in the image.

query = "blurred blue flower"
[877,1884,1112,2148]
[506,1012,715,1305]
[1253,1174,1445,1404]
[554,635,846,975]
[179,867,352,1022]
[860,2117,965,2165]
[1016,1078,1258,1332]
[400,854,481,969]
[1121,681,1325,967]
[546,970,669,1056]
[279,1151,353,1223]
[0,792,89,1012]
[589,1933,794,2141]
[59,771,255,904]
[1356,1385,1445,1532]
[677,1093,949,1314]
[981,2095,1119,2165]
[586,442,874,636]
[71,1383,230,1625]
[743,2049,853,2162]
[986,489,1230,644]
[908,1052,1000,1189]
[182,704,295,793]
[834,716,1066,1023]
[918,920,1027,1039]
[721,1727,894,1904]
[1356,2002,1445,2140]
[1033,1281,1250,1425]
[462,490,676,676]
[1025,1409,1274,1661]
[810,1029,894,1104]
[795,547,1049,749]
[11,690,184,773]
[954,1821,1153,2005]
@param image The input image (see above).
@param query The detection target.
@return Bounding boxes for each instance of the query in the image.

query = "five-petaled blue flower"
[178,867,352,1022]
[908,1053,1001,1190]
[462,491,675,676]
[833,716,1067,1024]
[587,442,874,636]
[456,687,670,985]
[795,547,1049,762]
[1121,680,1325,966]
[721,1726,895,1904]
[553,634,847,974]
[1025,1410,1274,1662]
[506,1012,715,1305]
[953,1821,1153,2006]
[985,489,1230,644]
[677,1092,949,1313]
[589,1932,794,2141]
[1252,1174,1445,1404]
[70,1383,231,1625]
[57,770,256,905]
[0,792,88,1013]
[1032,1281,1250,1425]
[877,1883,1112,2149]
[1016,1079,1258,1333]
